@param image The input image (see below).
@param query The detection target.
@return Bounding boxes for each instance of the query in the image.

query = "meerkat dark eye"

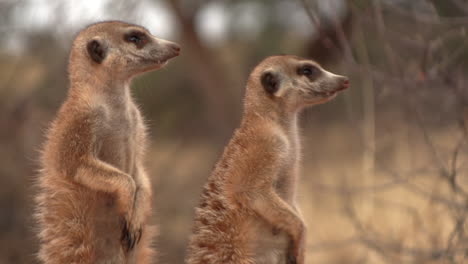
[124,31,148,48]
[298,64,320,77]
[128,35,141,43]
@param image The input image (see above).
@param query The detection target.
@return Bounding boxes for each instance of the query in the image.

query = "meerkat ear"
[261,71,280,95]
[86,39,107,64]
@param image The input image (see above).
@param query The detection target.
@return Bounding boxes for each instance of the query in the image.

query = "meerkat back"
[35,21,180,264]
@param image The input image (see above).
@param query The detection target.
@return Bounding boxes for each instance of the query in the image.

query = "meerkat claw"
[121,220,138,251]
[121,222,130,250]
[137,228,143,244]
[287,253,297,264]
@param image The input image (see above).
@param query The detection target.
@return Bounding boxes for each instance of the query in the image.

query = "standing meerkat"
[35,21,180,264]
[186,55,349,264]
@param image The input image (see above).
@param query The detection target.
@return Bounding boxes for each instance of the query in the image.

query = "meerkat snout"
[120,28,181,75]
[156,38,181,55]
[147,38,180,66]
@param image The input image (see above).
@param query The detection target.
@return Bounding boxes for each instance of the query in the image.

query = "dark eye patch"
[297,64,321,80]
[124,30,148,48]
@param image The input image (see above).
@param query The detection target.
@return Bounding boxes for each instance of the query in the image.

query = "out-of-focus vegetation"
[1,0,468,263]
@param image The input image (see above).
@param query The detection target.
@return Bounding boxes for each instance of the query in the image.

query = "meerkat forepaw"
[287,237,305,264]
[121,218,143,251]
[121,200,146,252]
[286,244,298,264]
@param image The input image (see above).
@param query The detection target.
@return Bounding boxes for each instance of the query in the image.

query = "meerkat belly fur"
[35,21,180,264]
[186,55,349,264]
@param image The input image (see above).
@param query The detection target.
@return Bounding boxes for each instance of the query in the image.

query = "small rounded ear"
[86,39,107,64]
[261,71,279,95]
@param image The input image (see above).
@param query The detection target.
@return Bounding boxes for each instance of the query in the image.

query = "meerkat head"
[69,21,180,80]
[247,55,349,112]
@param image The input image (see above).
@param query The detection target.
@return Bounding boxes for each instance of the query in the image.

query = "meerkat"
[186,55,349,264]
[35,21,180,264]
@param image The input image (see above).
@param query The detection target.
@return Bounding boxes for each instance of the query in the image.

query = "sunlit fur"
[35,21,179,264]
[186,55,348,264]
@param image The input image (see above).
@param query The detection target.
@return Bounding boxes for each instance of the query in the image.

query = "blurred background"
[1,0,468,263]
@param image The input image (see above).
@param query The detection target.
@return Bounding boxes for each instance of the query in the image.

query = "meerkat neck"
[243,101,299,136]
[69,64,132,105]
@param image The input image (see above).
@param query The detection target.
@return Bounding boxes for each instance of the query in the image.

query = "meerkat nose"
[169,43,181,54]
[342,79,350,89]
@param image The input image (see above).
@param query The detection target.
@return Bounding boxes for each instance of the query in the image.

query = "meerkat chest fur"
[93,85,144,175]
[270,118,301,203]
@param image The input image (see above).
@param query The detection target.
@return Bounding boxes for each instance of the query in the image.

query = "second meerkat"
[186,55,349,264]
[35,21,180,264]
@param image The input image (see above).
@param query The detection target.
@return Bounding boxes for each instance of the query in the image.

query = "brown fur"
[186,55,349,264]
[35,21,180,264]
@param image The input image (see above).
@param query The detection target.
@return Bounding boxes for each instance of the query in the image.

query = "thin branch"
[299,0,322,28]
[447,136,468,196]
[383,169,467,210]
[308,236,361,251]
[308,178,405,195]
[381,1,468,26]
[413,107,449,175]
